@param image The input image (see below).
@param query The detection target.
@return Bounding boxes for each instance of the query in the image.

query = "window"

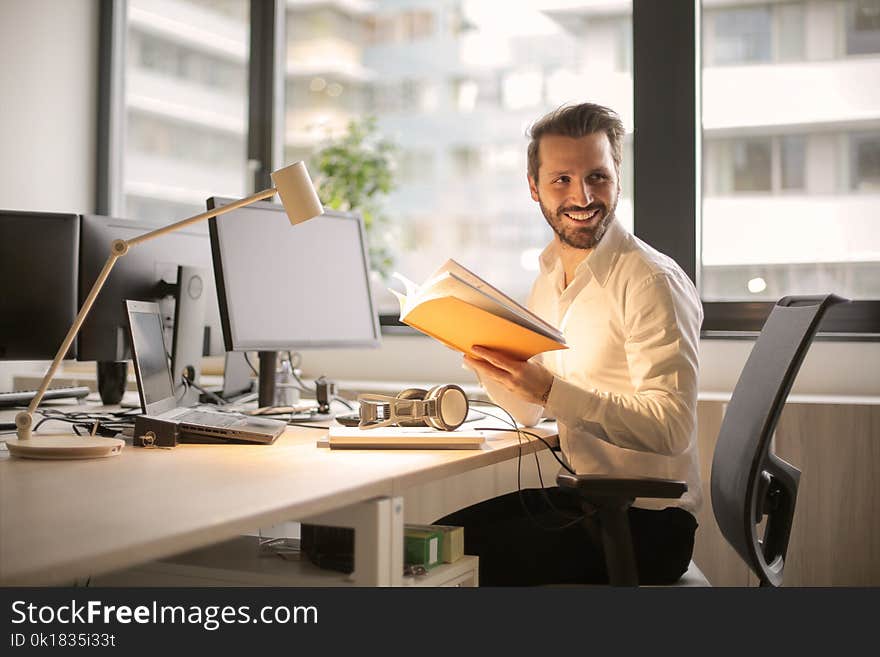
[732,138,772,192]
[704,135,806,195]
[701,0,880,308]
[851,132,880,190]
[846,0,880,55]
[285,1,634,314]
[121,0,250,224]
[450,146,482,177]
[711,5,773,65]
[101,0,878,334]
[706,2,808,66]
[366,10,436,45]
[780,135,807,191]
[777,2,806,62]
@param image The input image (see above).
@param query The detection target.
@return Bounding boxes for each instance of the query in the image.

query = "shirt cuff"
[544,376,601,428]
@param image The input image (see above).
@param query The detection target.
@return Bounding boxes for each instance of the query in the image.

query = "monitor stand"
[258,351,277,408]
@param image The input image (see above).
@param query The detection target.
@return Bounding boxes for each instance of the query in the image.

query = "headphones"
[357,385,469,431]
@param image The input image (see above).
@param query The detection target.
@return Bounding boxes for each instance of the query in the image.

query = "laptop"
[125,300,285,444]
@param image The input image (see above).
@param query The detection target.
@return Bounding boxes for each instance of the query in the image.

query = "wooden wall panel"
[691,400,752,586]
[774,403,880,586]
[692,401,879,586]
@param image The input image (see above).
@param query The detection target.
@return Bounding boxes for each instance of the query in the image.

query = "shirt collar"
[538,216,627,288]
[583,216,626,287]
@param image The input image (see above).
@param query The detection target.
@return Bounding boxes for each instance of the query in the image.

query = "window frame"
[98,0,880,338]
[634,0,879,338]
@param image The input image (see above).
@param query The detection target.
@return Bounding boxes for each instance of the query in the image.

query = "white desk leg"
[301,496,404,587]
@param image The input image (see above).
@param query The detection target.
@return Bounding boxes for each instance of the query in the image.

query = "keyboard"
[0,386,91,408]
[175,409,243,428]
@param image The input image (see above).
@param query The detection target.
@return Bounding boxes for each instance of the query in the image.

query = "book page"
[391,271,420,299]
[414,260,563,342]
[390,272,420,317]
[434,259,562,340]
[411,272,564,342]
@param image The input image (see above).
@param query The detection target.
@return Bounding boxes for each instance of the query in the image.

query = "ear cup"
[423,385,468,431]
[395,388,428,427]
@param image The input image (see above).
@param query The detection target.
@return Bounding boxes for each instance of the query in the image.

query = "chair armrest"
[557,471,687,500]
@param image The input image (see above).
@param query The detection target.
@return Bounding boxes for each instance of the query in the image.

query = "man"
[436,103,703,586]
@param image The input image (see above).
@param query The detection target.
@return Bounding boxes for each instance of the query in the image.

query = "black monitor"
[0,210,80,361]
[77,214,225,402]
[207,197,380,407]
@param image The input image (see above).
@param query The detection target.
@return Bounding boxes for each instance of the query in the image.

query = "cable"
[468,399,584,531]
[287,421,335,429]
[174,379,191,403]
[480,427,575,474]
[287,351,315,393]
[183,377,226,405]
[29,410,135,438]
[243,352,259,377]
[332,396,353,410]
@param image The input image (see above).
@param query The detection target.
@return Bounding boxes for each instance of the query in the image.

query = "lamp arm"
[126,187,277,247]
[13,185,279,441]
[14,240,128,439]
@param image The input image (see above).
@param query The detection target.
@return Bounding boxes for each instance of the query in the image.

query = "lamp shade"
[271,161,324,224]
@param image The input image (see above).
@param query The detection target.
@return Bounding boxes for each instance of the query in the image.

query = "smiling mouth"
[563,208,600,223]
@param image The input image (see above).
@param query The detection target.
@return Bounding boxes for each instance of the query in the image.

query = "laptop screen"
[127,301,175,411]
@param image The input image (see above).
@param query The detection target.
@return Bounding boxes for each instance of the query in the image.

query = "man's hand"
[464,345,554,406]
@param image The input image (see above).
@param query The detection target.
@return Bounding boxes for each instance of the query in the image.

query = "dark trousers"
[435,487,697,586]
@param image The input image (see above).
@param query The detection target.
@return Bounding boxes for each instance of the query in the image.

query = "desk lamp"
[6,161,324,460]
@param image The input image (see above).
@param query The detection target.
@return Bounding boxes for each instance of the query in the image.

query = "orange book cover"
[391,260,567,361]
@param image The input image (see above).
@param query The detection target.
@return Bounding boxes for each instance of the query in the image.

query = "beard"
[539,195,617,250]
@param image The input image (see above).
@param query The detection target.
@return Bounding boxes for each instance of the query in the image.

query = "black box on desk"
[133,415,179,448]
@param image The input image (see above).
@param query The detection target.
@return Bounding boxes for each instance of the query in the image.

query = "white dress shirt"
[480,218,704,513]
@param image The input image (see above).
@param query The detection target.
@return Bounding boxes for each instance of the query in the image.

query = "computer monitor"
[170,265,210,406]
[207,197,380,406]
[78,214,226,403]
[0,210,80,361]
[78,214,225,362]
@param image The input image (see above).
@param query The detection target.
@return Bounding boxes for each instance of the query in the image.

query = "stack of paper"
[326,425,485,449]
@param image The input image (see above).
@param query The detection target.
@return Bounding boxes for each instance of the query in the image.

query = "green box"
[404,524,464,564]
[404,528,442,569]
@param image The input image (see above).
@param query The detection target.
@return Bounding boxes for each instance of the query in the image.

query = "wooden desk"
[0,408,557,586]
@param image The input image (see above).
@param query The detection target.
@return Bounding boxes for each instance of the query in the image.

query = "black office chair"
[556,294,848,586]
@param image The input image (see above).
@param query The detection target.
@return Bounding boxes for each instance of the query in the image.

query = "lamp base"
[5,435,124,460]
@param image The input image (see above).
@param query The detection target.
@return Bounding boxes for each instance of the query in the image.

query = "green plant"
[310,117,398,279]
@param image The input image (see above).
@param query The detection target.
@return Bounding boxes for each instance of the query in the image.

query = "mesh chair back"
[710,294,846,586]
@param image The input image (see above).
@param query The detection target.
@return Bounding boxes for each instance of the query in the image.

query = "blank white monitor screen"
[208,198,380,351]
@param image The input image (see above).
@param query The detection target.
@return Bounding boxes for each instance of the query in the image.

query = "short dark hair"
[527,103,625,182]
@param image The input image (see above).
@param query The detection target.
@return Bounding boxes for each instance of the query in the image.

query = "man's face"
[529,132,620,250]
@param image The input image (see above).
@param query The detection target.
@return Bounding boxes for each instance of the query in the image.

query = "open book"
[390,259,567,361]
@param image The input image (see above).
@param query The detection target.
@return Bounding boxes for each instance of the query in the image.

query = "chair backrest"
[710,294,847,586]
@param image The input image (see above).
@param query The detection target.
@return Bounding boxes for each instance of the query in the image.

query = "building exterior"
[122,0,880,309]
